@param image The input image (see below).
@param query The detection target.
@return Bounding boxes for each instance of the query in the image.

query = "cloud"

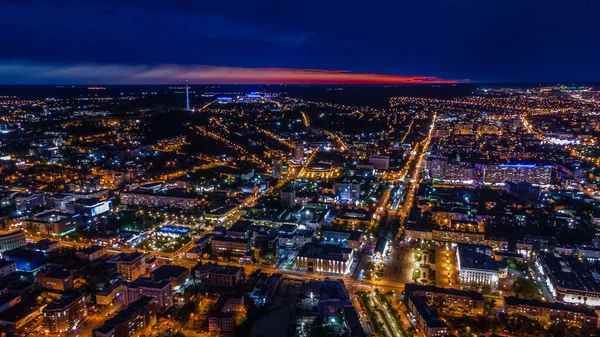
[0,62,464,84]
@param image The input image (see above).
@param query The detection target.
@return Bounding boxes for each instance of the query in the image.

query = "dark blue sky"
[1,0,598,83]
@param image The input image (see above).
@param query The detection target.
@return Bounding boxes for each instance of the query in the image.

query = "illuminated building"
[280,189,296,209]
[405,284,484,316]
[0,260,16,278]
[480,163,553,185]
[195,263,245,287]
[334,180,361,201]
[95,296,156,337]
[204,205,239,223]
[96,280,127,306]
[210,236,250,258]
[457,244,506,289]
[185,80,190,111]
[75,245,106,262]
[295,243,354,275]
[0,230,26,253]
[504,296,598,328]
[43,292,87,334]
[321,229,363,249]
[427,157,474,183]
[15,193,45,211]
[271,158,283,178]
[37,268,74,291]
[116,252,145,282]
[126,278,173,312]
[293,145,304,162]
[120,189,198,210]
[374,237,388,259]
[536,252,600,306]
[368,155,390,170]
[66,198,111,217]
[208,294,245,332]
[408,296,448,337]
[22,210,81,237]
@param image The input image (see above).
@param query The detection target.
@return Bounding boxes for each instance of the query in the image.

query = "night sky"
[0,0,598,84]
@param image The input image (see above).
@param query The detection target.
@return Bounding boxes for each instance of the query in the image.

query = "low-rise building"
[211,236,250,258]
[37,268,74,291]
[96,281,128,306]
[457,244,506,289]
[150,265,189,290]
[204,205,239,223]
[321,229,363,249]
[295,243,354,275]
[504,296,598,328]
[76,245,106,262]
[22,210,82,237]
[405,284,484,316]
[195,263,245,287]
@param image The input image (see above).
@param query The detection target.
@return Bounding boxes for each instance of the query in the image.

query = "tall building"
[116,252,145,282]
[126,278,173,313]
[271,158,282,178]
[280,189,296,209]
[293,145,304,162]
[43,292,87,333]
[185,80,190,111]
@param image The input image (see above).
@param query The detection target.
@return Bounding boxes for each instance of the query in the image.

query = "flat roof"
[538,252,600,293]
[151,265,188,280]
[297,243,352,262]
[504,296,597,317]
[405,284,484,301]
[44,292,85,312]
[39,267,71,279]
[457,244,499,272]
[129,277,170,289]
[409,296,448,328]
[96,296,154,334]
[81,245,105,255]
[119,252,144,263]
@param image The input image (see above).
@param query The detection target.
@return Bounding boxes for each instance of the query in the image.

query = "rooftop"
[129,277,171,289]
[43,292,85,312]
[538,252,600,294]
[96,296,154,334]
[409,296,448,328]
[457,244,500,272]
[297,244,352,262]
[405,284,484,301]
[504,296,597,317]
[151,265,188,280]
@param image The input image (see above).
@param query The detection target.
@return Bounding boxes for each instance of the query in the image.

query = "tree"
[484,298,496,318]
[513,277,540,299]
